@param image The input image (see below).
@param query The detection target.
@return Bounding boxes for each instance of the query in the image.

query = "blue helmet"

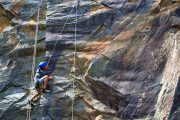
[39,61,47,69]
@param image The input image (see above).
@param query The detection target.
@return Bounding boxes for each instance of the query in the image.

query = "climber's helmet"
[39,61,48,70]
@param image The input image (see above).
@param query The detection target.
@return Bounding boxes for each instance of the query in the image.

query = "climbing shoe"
[42,89,51,93]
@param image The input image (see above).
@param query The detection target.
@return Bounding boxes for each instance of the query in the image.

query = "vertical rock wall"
[0,0,179,120]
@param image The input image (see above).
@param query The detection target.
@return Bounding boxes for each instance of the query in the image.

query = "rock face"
[0,0,180,120]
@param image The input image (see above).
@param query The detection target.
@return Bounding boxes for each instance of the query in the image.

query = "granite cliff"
[0,0,179,120]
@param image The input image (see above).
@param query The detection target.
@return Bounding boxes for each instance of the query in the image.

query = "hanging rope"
[47,5,75,65]
[45,1,78,119]
[72,0,78,119]
[26,1,42,120]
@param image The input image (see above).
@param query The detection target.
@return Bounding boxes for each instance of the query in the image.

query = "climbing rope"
[72,1,78,119]
[46,0,79,119]
[47,5,75,65]
[26,1,42,120]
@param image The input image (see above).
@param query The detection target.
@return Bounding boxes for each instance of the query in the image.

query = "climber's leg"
[31,89,41,100]
[42,75,49,89]
[29,88,41,105]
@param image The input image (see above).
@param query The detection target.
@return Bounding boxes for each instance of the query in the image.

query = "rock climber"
[29,61,53,106]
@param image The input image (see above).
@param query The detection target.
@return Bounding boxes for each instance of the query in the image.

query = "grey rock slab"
[0,91,26,118]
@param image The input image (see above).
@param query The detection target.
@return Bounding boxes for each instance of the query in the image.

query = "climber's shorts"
[38,77,45,85]
[34,76,45,89]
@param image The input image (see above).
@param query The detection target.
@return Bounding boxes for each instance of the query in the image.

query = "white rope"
[72,1,77,119]
[31,2,41,87]
[26,1,42,120]
[47,5,75,65]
